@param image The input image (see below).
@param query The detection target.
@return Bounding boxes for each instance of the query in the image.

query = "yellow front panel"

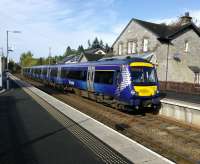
[130,62,153,67]
[134,86,157,96]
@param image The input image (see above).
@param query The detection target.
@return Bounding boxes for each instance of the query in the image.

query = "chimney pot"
[180,12,192,25]
[185,12,190,17]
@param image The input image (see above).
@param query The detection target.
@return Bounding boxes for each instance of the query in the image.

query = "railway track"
[16,74,200,164]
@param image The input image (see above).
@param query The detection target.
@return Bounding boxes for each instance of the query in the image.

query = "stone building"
[112,12,200,84]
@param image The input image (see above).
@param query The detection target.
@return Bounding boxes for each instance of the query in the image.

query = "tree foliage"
[8,60,21,73]
[63,45,85,56]
[64,46,73,56]
[92,37,100,49]
[87,37,111,51]
[77,45,84,54]
[87,40,91,49]
[19,37,111,67]
[20,51,37,67]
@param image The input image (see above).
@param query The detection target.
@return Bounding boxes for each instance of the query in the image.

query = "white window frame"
[143,38,149,52]
[128,41,137,54]
[185,41,189,52]
[118,43,123,55]
[128,42,132,54]
[132,42,136,53]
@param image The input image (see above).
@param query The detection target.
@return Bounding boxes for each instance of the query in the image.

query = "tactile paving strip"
[44,106,131,164]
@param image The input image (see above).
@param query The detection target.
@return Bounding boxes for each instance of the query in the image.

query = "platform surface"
[0,81,107,164]
[161,90,200,105]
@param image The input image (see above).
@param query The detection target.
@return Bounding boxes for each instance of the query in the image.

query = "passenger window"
[62,69,87,81]
[50,68,58,77]
[94,71,114,85]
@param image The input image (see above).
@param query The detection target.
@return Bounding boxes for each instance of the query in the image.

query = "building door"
[87,66,95,92]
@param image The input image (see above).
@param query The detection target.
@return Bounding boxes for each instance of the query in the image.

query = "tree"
[8,60,21,73]
[37,57,44,65]
[8,60,15,72]
[20,51,35,67]
[92,37,100,49]
[64,46,72,56]
[99,40,104,49]
[105,43,110,52]
[77,45,84,54]
[87,40,91,49]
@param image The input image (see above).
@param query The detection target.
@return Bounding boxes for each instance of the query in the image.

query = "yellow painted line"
[130,62,153,67]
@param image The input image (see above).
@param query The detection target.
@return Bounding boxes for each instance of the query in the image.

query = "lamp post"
[6,30,21,70]
[6,30,21,89]
[0,48,3,56]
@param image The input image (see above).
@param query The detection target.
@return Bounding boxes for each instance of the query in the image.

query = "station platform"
[0,80,108,164]
[0,74,174,164]
[161,90,200,105]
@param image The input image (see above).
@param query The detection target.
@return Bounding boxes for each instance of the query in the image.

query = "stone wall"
[113,20,159,56]
[158,29,200,83]
[113,21,200,83]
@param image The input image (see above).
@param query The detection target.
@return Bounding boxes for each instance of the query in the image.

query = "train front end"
[129,62,160,110]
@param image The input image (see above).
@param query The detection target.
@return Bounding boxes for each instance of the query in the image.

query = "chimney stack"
[180,12,192,25]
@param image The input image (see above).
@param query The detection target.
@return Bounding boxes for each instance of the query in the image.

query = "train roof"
[58,57,150,67]
[24,57,152,69]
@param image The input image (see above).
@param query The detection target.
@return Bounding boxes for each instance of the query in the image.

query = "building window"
[118,43,123,55]
[132,42,136,53]
[128,42,132,54]
[128,41,137,54]
[143,38,149,52]
[185,41,189,52]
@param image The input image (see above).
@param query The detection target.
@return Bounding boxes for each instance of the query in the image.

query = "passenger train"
[22,57,161,111]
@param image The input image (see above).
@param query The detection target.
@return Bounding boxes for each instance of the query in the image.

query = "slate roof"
[58,54,80,64]
[78,48,106,62]
[113,18,200,46]
[84,48,106,55]
[133,19,175,39]
[82,53,105,61]
[167,22,200,39]
[134,18,200,40]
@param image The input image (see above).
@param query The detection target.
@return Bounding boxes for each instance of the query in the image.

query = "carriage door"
[57,66,61,84]
[87,66,95,92]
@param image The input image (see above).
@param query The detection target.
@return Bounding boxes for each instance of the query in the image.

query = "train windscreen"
[130,67,157,85]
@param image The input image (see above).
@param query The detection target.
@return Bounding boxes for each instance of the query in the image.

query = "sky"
[1,0,200,62]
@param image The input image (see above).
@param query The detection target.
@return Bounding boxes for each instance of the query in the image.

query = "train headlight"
[155,90,159,94]
[131,90,138,96]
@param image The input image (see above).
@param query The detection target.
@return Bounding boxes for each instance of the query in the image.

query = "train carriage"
[23,57,160,111]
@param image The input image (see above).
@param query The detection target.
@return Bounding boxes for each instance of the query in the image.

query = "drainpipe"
[165,41,170,90]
